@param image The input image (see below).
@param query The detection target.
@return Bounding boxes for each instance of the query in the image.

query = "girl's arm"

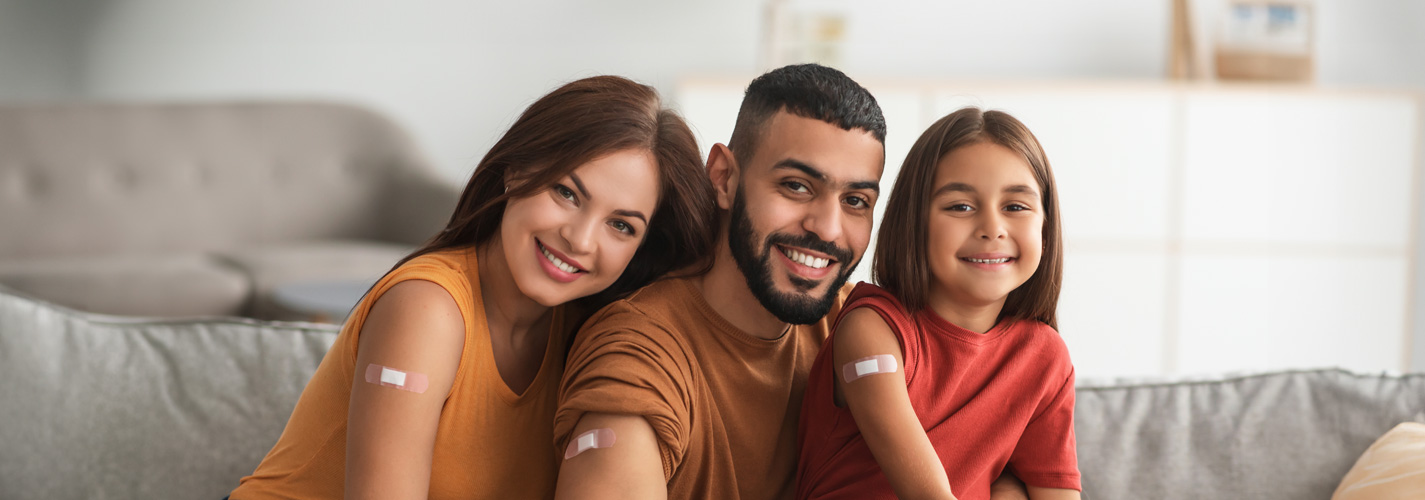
[834,308,956,500]
[1026,486,1080,500]
[345,280,466,500]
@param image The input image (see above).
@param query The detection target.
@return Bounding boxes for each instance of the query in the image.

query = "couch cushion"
[0,253,250,317]
[1075,369,1425,500]
[0,285,338,499]
[217,240,411,320]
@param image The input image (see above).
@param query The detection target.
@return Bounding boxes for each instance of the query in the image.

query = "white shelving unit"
[676,78,1422,378]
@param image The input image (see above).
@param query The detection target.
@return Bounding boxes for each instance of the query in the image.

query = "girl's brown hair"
[394,75,716,308]
[873,107,1063,329]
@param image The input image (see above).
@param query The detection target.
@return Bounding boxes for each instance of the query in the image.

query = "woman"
[230,76,716,499]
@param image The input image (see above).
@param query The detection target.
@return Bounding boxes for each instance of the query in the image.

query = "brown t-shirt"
[554,277,849,500]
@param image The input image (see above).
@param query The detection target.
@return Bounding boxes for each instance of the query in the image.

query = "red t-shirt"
[796,283,1080,500]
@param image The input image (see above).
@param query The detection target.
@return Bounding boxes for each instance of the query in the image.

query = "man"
[551,64,1026,499]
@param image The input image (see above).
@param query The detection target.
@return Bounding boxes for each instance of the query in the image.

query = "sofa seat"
[218,239,412,319]
[0,253,249,317]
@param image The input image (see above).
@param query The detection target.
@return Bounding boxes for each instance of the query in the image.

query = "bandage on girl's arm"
[834,307,957,500]
[345,280,466,500]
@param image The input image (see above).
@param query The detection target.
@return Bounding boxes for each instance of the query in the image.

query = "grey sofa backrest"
[1075,369,1425,500]
[0,285,339,499]
[0,101,449,258]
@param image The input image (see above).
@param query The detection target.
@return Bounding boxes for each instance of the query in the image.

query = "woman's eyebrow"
[613,210,647,223]
[569,173,591,199]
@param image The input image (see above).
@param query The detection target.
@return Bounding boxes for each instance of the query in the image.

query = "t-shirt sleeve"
[837,284,920,383]
[553,304,695,480]
[1007,367,1081,490]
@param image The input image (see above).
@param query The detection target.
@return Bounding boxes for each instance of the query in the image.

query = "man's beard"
[727,186,858,325]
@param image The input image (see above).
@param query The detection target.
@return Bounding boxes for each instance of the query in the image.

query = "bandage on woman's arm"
[345,280,466,500]
[834,307,957,500]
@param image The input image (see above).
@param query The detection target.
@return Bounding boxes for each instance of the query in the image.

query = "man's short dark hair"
[727,64,887,167]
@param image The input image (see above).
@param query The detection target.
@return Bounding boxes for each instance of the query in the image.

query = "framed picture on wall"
[1215,0,1314,81]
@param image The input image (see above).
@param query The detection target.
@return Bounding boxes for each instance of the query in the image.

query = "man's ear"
[706,143,739,210]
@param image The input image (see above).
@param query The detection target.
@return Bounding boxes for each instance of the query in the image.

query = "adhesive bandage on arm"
[363,364,429,394]
[841,354,899,383]
[564,428,617,459]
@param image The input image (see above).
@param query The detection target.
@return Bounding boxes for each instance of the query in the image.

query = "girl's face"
[499,148,660,307]
[926,141,1044,314]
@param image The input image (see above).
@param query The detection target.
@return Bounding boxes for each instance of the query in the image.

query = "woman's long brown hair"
[390,75,716,310]
[873,107,1063,329]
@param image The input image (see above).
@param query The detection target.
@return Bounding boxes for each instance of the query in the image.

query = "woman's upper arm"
[345,279,466,500]
[834,307,955,500]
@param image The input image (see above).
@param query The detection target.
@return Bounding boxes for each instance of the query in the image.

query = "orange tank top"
[232,247,568,499]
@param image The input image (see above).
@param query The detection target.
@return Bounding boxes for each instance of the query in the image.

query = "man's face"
[727,112,885,324]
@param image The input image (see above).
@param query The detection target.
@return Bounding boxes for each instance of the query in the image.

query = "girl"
[796,107,1079,500]
[231,76,717,499]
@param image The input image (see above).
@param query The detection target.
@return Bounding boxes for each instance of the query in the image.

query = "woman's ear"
[706,143,739,210]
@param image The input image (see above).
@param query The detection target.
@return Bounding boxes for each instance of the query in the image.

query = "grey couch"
[0,101,459,319]
[1,286,1421,499]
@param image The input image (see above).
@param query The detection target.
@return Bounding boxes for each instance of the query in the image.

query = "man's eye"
[846,196,869,208]
[784,181,809,193]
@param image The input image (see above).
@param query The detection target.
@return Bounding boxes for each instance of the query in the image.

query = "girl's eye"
[554,184,577,202]
[945,203,973,212]
[610,220,635,235]
[1005,203,1031,212]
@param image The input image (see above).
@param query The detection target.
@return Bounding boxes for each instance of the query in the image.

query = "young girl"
[796,107,1079,500]
[230,76,717,499]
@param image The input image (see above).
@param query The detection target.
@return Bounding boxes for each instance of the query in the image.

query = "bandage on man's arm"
[833,307,957,500]
[345,280,465,500]
[554,412,667,500]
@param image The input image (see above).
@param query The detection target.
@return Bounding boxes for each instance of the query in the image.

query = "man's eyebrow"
[772,159,826,181]
[569,173,591,199]
[774,159,879,193]
[613,209,647,224]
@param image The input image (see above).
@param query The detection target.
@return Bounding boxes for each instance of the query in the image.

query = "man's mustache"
[763,232,854,266]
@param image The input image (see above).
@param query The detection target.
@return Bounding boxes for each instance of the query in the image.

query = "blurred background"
[1,0,1422,379]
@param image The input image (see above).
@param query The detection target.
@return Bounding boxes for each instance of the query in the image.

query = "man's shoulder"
[575,278,703,349]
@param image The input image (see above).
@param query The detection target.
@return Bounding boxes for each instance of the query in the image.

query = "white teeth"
[966,257,1011,264]
[541,245,580,274]
[781,247,830,269]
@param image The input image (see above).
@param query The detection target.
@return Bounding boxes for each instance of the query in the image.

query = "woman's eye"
[554,184,576,202]
[610,220,634,235]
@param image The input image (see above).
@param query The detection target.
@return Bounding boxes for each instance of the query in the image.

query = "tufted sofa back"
[0,101,447,258]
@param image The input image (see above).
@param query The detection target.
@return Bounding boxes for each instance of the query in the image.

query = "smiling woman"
[228,76,717,500]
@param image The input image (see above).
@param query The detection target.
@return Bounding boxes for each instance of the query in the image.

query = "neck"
[476,239,552,341]
[695,238,789,340]
[926,289,1004,334]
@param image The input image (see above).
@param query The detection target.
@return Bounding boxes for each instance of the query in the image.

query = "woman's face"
[499,148,661,307]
